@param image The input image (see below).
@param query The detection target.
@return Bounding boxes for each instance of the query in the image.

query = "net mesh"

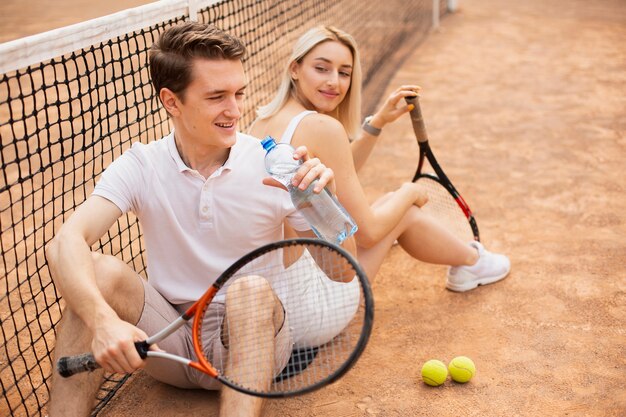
[0,0,447,415]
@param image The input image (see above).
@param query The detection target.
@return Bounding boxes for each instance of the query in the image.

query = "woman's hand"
[401,182,428,208]
[414,189,428,208]
[367,85,421,130]
[263,145,336,194]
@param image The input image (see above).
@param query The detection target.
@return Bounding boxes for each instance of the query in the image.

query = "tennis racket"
[57,238,373,398]
[405,95,480,243]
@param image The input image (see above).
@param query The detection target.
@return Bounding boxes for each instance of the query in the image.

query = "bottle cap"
[260,136,277,152]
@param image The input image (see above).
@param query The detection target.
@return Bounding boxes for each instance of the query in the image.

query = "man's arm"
[46,195,148,373]
[47,196,122,327]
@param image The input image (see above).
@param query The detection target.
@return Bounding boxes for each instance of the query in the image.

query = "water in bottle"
[261,136,358,244]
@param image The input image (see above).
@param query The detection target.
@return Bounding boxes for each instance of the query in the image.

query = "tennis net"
[0,0,449,415]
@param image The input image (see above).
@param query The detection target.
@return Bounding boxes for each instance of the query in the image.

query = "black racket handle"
[405,95,428,143]
[57,341,150,378]
[57,352,99,377]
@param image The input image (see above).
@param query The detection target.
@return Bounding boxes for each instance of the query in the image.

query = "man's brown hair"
[149,22,246,99]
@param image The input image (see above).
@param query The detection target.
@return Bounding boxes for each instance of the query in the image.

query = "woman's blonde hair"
[256,26,362,139]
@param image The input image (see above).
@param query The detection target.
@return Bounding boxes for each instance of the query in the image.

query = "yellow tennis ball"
[448,356,476,383]
[421,359,448,386]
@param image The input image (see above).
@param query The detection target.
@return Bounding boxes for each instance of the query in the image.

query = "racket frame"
[406,95,480,241]
[57,238,373,398]
[205,238,374,397]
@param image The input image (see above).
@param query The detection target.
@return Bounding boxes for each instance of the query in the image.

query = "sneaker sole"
[445,270,510,292]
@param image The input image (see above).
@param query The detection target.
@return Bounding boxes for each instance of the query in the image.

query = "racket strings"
[417,175,476,244]
[197,242,367,395]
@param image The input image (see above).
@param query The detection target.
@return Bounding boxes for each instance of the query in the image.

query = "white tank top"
[280,110,316,145]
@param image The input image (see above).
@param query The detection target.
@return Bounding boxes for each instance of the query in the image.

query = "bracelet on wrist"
[362,115,382,137]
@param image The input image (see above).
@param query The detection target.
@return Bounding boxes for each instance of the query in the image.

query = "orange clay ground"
[2,0,624,415]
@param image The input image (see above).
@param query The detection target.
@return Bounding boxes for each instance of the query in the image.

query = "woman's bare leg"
[358,198,478,279]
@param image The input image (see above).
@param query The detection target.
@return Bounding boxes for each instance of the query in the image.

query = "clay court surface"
[2,0,625,415]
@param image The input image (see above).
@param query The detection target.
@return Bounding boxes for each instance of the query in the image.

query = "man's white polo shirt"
[93,131,308,304]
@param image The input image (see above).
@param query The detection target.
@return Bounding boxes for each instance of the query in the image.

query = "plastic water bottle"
[261,136,358,245]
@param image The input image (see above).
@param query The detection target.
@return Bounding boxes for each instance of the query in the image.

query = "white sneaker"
[446,241,510,292]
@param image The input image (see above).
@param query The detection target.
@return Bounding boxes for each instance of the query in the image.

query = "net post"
[188,0,199,21]
[433,0,440,29]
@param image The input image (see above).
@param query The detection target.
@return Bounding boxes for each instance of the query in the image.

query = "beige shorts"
[136,278,293,390]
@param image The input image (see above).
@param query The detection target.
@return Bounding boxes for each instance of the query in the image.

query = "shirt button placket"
[200,181,211,221]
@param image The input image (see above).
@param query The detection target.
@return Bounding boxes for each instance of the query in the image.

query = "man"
[46,22,347,417]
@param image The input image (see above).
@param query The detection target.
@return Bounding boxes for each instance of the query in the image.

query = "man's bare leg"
[47,253,145,417]
[219,276,284,417]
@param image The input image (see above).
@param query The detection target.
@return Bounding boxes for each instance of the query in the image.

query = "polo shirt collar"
[221,135,242,171]
[167,132,189,173]
[167,130,241,174]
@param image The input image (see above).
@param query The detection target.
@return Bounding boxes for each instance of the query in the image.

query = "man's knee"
[91,252,142,303]
[226,275,275,316]
[227,275,273,297]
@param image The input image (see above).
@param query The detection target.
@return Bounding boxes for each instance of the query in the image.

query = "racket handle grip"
[56,341,150,378]
[57,353,100,377]
[405,95,428,143]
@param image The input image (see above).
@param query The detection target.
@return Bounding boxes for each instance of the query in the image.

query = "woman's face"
[291,40,353,114]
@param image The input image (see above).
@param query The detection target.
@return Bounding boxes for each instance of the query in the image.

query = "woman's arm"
[351,85,420,172]
[294,115,426,249]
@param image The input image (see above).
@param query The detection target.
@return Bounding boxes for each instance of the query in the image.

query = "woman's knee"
[402,205,429,227]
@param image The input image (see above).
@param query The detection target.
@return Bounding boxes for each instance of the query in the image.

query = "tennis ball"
[448,356,476,383]
[421,359,448,386]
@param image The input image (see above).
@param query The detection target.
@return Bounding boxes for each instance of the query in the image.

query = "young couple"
[47,22,509,417]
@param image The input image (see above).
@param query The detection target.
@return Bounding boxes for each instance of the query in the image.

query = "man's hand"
[91,317,150,374]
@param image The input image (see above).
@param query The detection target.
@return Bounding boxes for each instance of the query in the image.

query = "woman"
[249,26,510,291]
